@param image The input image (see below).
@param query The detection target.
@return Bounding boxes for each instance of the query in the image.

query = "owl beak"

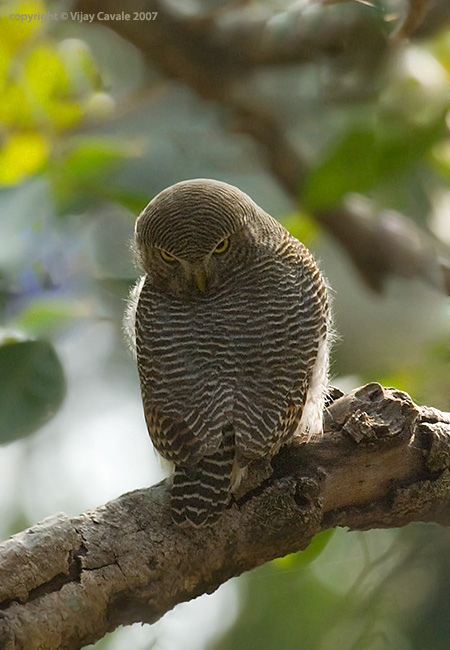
[193,267,208,293]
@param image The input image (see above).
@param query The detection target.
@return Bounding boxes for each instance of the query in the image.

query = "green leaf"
[104,188,150,215]
[274,529,335,569]
[63,137,137,183]
[303,117,445,210]
[304,128,378,210]
[279,211,319,247]
[13,298,88,337]
[49,137,139,211]
[0,337,66,444]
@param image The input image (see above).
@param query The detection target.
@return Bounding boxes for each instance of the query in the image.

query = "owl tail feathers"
[171,427,235,528]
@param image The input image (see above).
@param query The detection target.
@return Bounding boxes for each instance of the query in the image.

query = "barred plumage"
[127,179,331,527]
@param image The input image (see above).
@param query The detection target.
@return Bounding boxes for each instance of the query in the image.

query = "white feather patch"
[123,276,145,358]
[296,336,329,439]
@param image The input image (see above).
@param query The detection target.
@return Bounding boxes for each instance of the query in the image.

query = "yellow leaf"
[23,44,70,104]
[20,44,84,128]
[0,0,46,51]
[0,131,48,185]
[0,83,31,126]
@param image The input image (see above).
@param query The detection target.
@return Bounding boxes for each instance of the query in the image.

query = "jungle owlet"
[126,179,330,527]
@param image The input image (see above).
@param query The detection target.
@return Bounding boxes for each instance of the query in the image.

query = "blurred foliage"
[48,136,139,212]
[0,0,140,210]
[273,529,335,570]
[12,296,88,337]
[371,335,450,408]
[278,211,320,248]
[213,526,450,650]
[304,115,446,211]
[0,0,449,649]
[0,334,66,443]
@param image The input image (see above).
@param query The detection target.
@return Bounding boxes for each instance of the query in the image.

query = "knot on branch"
[325,383,419,445]
[411,404,450,475]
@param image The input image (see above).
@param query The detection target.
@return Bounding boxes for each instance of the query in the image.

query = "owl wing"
[141,397,231,465]
[135,279,234,465]
[233,239,329,463]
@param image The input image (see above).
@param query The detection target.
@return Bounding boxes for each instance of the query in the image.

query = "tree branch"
[398,0,435,38]
[75,0,388,82]
[415,0,450,37]
[1,383,449,649]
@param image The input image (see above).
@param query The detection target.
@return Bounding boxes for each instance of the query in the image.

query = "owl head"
[134,179,268,298]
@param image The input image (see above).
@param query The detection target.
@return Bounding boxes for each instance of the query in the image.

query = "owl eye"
[160,249,177,263]
[214,238,230,254]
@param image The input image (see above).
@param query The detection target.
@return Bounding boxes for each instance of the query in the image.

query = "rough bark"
[1,383,449,650]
